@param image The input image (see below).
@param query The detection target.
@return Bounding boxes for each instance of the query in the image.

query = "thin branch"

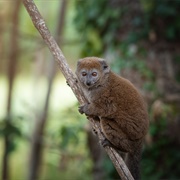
[22,0,134,179]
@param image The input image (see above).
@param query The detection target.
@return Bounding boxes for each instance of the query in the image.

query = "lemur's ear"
[100,59,110,73]
[76,59,82,75]
[77,59,82,66]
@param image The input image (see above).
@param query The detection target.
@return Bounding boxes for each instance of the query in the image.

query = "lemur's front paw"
[78,103,90,115]
[78,105,85,114]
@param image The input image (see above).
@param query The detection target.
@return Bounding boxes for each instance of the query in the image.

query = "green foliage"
[45,103,92,178]
[74,0,123,56]
[0,116,22,153]
[74,0,180,57]
[49,104,87,150]
[142,120,180,179]
[141,0,180,41]
[74,1,180,179]
[142,104,180,179]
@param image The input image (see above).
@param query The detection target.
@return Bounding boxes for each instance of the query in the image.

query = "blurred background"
[0,0,180,180]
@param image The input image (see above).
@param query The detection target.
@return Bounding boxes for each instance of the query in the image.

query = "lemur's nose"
[86,81,91,86]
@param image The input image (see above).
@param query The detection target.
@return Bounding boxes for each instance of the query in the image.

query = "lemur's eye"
[82,72,87,76]
[92,72,97,77]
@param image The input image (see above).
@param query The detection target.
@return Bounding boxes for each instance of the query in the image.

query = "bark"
[2,1,21,180]
[28,1,68,180]
[22,0,134,179]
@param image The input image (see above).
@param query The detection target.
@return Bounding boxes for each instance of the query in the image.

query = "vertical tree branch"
[22,0,134,179]
[2,1,21,180]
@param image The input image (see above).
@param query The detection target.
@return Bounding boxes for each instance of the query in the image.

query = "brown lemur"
[75,57,149,180]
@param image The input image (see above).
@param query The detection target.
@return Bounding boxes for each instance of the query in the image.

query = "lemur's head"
[76,57,110,89]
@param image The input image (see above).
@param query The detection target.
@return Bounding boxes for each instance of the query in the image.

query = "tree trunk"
[2,1,21,180]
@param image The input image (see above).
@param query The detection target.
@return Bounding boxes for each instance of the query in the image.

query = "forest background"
[0,0,180,180]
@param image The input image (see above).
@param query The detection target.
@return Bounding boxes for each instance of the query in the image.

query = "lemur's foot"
[101,138,114,148]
